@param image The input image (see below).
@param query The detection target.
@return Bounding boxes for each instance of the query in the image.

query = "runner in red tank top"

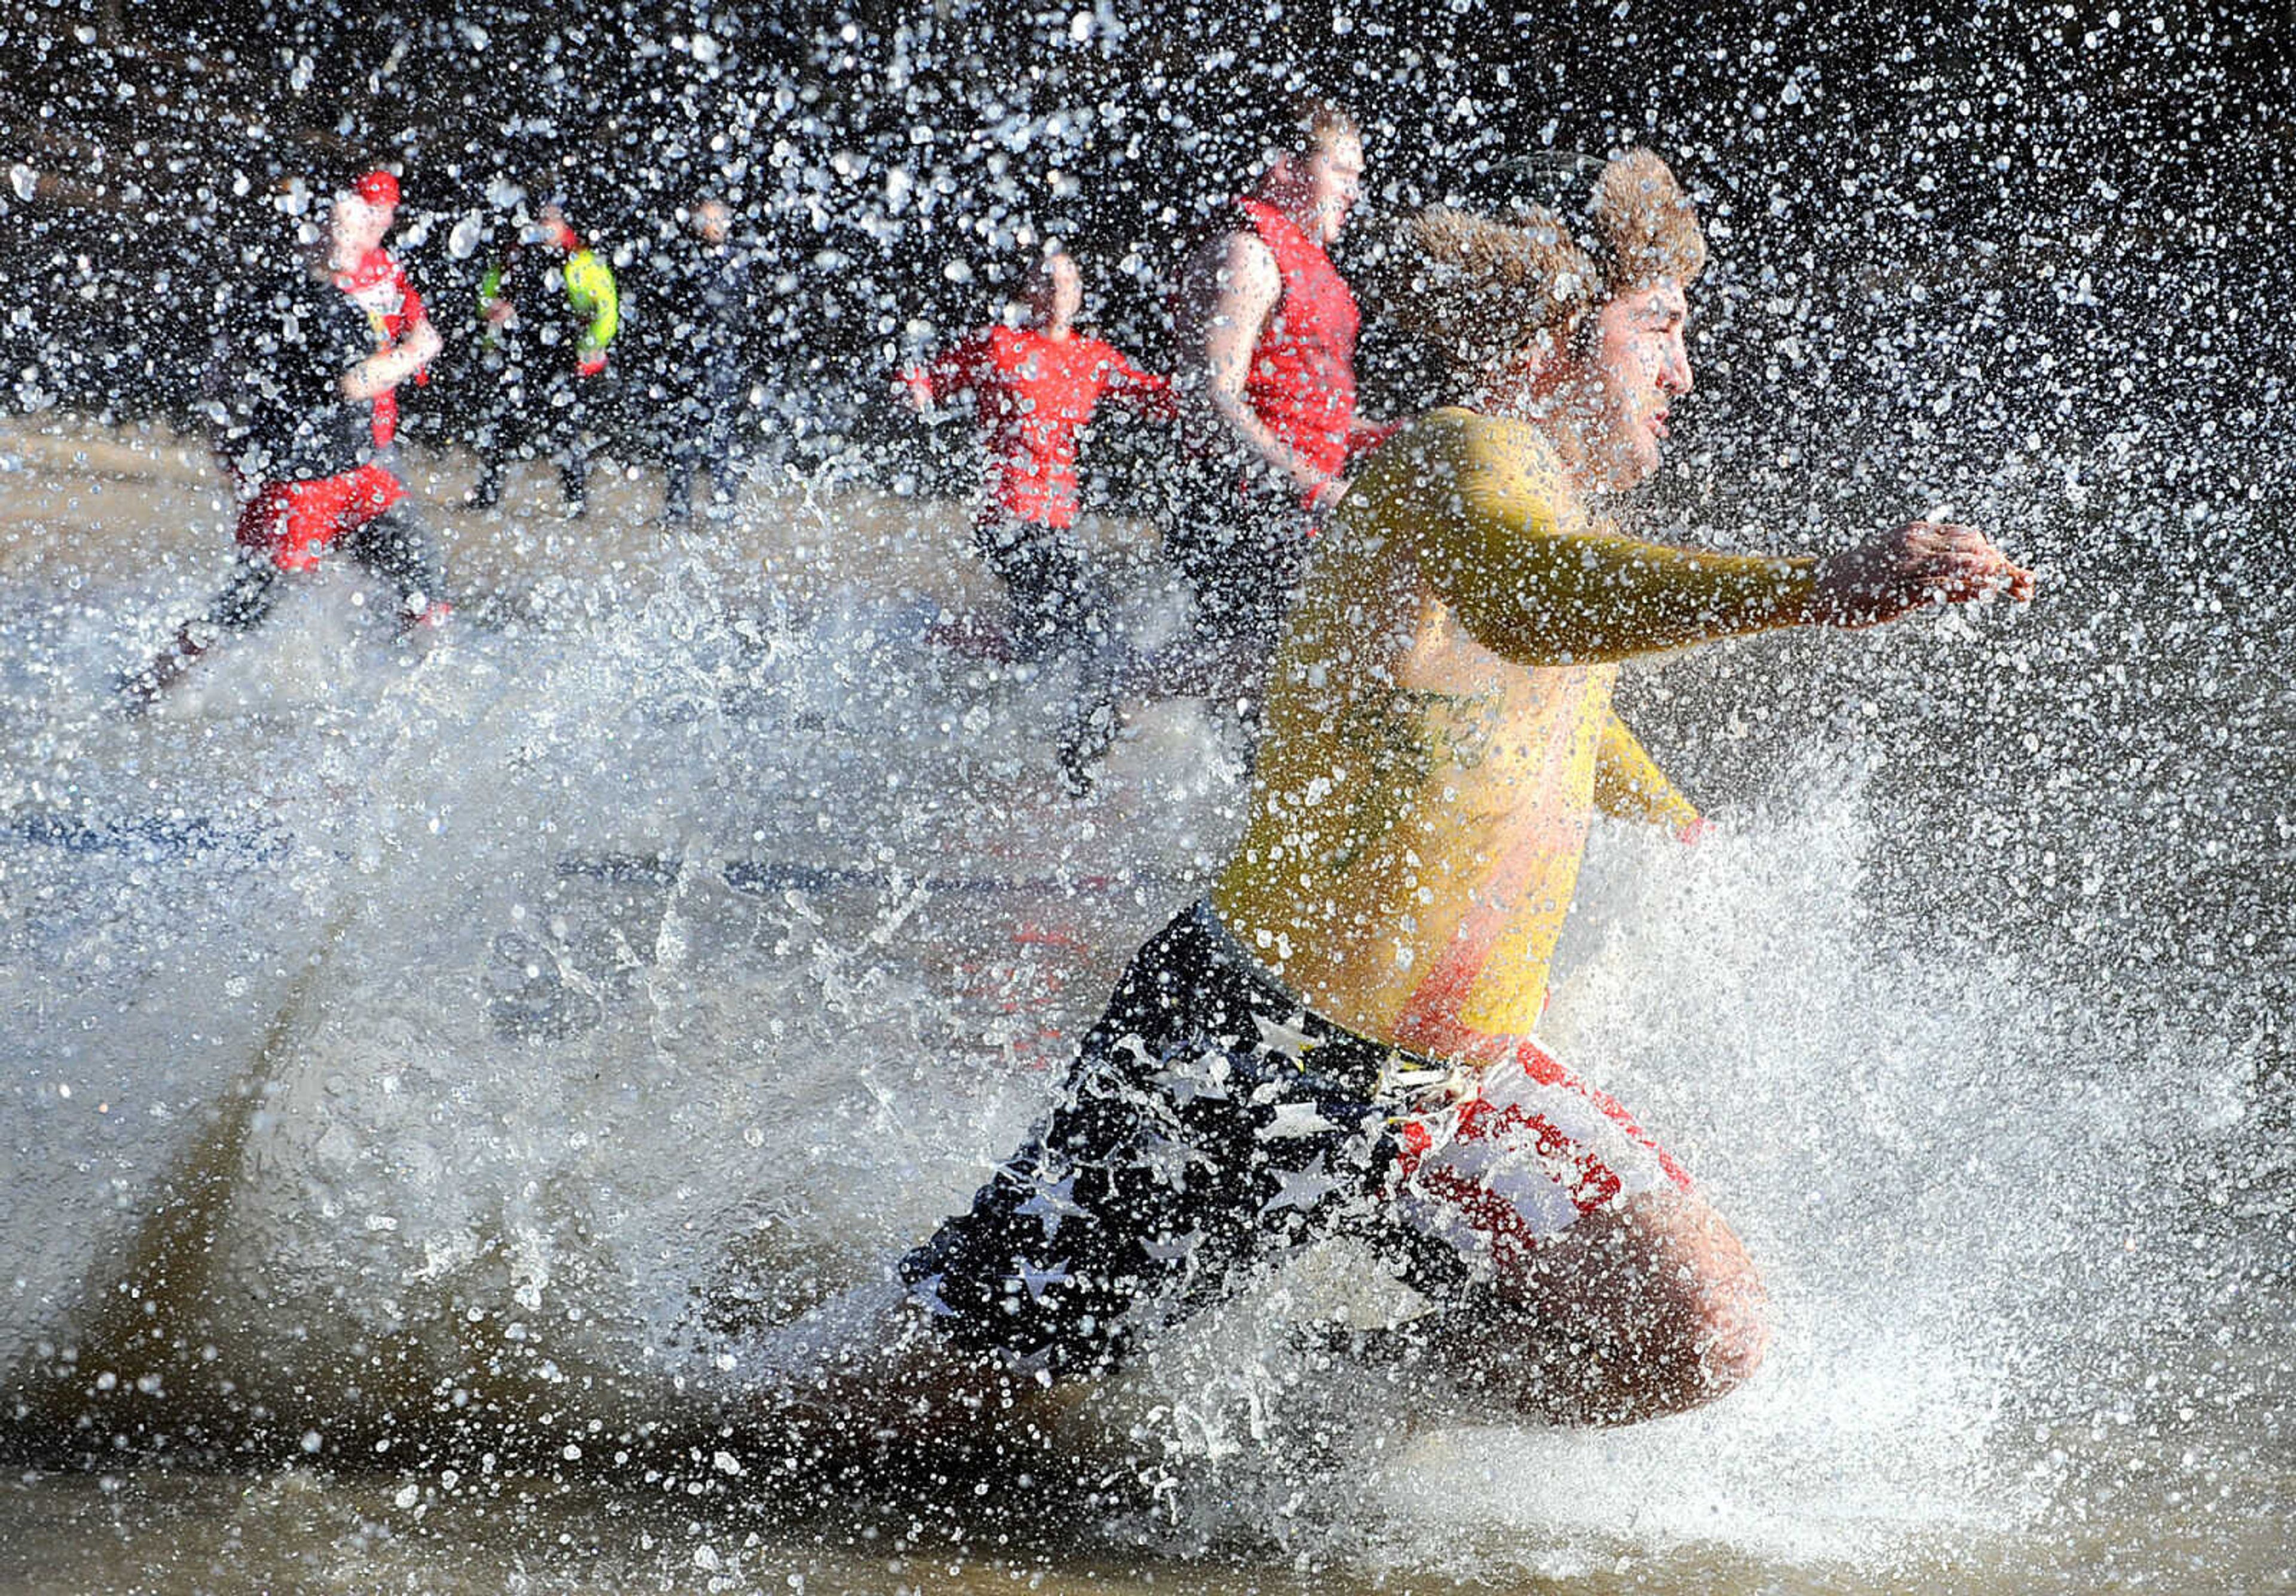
[1228,191,1362,493]
[1062,98,1397,792]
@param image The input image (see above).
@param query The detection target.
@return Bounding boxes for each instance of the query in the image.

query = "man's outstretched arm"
[899,336,984,414]
[1370,411,2031,665]
[1805,521,2037,626]
[342,319,442,401]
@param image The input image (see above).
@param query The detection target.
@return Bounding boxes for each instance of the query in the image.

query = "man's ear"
[1508,322,1574,389]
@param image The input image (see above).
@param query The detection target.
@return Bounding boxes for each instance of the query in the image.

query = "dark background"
[2,0,2289,502]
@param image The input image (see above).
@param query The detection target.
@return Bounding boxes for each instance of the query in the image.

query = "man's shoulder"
[1358,409,1575,518]
[1394,407,1560,468]
[1183,222,1278,282]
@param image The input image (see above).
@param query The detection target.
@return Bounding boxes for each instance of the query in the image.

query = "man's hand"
[1810,521,2034,629]
[1307,475,1351,517]
[577,350,607,379]
[483,298,517,329]
[343,324,444,401]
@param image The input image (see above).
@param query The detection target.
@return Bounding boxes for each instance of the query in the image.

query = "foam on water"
[1,496,2275,1584]
[5,541,1210,1427]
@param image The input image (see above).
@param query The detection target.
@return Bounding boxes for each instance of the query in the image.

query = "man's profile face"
[693,200,731,245]
[1583,278,1693,488]
[1300,130,1365,243]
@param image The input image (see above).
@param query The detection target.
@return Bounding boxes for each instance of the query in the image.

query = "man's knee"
[1443,1191,1770,1423]
[1605,1192,1770,1411]
[1693,1276,1770,1392]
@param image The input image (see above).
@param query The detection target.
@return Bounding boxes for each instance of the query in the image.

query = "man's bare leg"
[1426,1189,1770,1426]
[118,556,286,712]
[721,1274,1088,1449]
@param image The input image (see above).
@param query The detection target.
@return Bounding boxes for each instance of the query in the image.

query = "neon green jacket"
[479,243,619,363]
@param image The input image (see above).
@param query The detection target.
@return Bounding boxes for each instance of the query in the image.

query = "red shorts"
[1393,1037,1695,1275]
[234,463,405,573]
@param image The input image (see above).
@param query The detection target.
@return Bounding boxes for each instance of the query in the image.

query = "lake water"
[2,420,2289,1594]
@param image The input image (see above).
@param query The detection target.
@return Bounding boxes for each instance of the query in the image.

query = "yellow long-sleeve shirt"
[1211,407,1816,1063]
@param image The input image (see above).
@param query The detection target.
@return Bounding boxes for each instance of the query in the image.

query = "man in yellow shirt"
[896,151,2032,1424]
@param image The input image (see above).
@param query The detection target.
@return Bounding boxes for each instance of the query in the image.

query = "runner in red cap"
[120,179,450,709]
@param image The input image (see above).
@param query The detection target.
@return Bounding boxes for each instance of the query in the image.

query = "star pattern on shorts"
[906,1272,955,1318]
[1010,1256,1072,1302]
[1252,1011,1320,1063]
[1152,1046,1233,1104]
[1259,1155,1344,1216]
[1134,1130,1210,1191]
[1139,1228,1204,1262]
[1259,1100,1340,1140]
[1003,1342,1057,1382]
[1112,1032,1158,1070]
[1011,1170,1088,1238]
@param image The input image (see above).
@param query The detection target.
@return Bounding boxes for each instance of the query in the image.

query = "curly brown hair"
[1391,148,1704,373]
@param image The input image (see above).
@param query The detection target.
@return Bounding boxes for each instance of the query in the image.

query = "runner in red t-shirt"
[902,252,1172,670]
[903,252,1174,791]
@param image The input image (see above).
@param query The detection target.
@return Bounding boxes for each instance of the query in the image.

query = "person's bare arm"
[1176,230,1344,508]
[341,321,442,402]
[898,336,982,417]
[1808,521,2035,626]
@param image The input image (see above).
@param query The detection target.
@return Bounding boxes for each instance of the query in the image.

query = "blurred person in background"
[645,195,757,526]
[467,196,619,517]
[1074,96,1397,786]
[330,167,434,462]
[902,248,1173,789]
[123,175,449,709]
